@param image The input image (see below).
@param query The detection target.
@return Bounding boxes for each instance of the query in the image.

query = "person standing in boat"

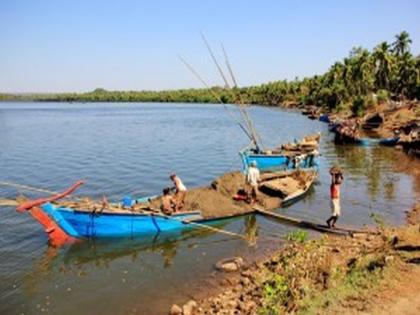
[246,161,260,204]
[170,173,187,212]
[326,166,343,228]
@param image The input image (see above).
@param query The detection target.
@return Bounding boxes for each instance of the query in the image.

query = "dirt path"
[332,264,420,315]
[365,265,420,315]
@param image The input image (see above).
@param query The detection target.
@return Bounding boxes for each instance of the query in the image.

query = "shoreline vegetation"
[1,32,418,119]
[168,204,420,315]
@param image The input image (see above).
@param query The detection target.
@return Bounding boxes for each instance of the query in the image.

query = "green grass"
[297,254,392,315]
[257,236,397,315]
[259,274,290,315]
[285,230,309,243]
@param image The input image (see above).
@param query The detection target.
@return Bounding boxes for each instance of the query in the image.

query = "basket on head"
[329,165,343,175]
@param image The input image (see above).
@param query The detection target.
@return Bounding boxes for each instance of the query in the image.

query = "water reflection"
[332,144,418,201]
[244,214,258,245]
[29,224,226,276]
[27,218,257,277]
[12,215,270,315]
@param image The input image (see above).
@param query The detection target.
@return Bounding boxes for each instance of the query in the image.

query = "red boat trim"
[28,206,78,246]
[16,181,84,246]
[16,180,84,213]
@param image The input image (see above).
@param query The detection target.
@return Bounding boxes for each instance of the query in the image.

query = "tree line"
[2,32,419,116]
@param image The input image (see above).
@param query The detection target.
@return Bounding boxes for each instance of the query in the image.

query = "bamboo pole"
[178,55,254,142]
[200,34,262,148]
[145,208,247,240]
[0,199,19,207]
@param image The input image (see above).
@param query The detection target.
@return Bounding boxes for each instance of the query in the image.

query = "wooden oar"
[144,207,247,240]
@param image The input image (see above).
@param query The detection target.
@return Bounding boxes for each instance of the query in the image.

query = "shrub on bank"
[377,89,390,103]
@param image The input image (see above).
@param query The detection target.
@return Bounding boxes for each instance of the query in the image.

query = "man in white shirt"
[246,161,260,204]
[170,173,187,212]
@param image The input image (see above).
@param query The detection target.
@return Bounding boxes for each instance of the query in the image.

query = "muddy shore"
[167,203,420,315]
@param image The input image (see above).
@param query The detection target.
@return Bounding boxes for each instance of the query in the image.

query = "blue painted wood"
[319,114,330,123]
[354,137,399,147]
[239,148,319,173]
[378,137,399,146]
[356,138,372,146]
[41,203,203,238]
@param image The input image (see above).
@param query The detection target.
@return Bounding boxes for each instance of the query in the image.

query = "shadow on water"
[27,219,235,276]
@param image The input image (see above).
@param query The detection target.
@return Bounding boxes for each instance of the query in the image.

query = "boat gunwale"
[239,147,292,157]
[49,204,202,218]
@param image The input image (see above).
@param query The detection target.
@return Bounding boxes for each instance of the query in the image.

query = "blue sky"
[0,0,419,93]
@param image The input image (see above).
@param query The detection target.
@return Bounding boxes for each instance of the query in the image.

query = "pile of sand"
[57,169,316,219]
[148,172,253,218]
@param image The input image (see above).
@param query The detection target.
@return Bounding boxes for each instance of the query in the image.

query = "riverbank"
[299,100,420,156]
[168,204,420,315]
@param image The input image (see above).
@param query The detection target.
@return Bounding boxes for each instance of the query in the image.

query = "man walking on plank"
[327,166,343,228]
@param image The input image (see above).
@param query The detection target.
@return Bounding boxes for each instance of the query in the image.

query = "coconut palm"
[395,51,418,97]
[373,42,395,90]
[392,31,412,57]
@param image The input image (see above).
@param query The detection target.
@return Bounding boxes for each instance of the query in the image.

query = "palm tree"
[373,42,395,90]
[326,62,344,85]
[395,51,418,97]
[348,48,374,95]
[392,31,412,57]
[342,57,354,93]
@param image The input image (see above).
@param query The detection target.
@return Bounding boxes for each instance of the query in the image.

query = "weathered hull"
[282,172,317,206]
[41,203,203,239]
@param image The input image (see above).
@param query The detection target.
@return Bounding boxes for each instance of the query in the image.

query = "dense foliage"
[244,31,419,115]
[2,32,419,115]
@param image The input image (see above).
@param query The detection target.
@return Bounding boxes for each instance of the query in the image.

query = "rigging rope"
[0,181,83,201]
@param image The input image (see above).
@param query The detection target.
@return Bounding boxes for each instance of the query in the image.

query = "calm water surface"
[0,102,419,315]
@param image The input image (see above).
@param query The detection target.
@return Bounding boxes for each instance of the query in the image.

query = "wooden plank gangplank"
[254,207,376,236]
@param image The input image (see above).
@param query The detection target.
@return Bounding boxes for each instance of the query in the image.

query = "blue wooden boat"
[40,203,203,238]
[353,137,399,147]
[356,138,371,146]
[16,181,206,245]
[378,137,399,146]
[240,147,290,172]
[239,144,319,173]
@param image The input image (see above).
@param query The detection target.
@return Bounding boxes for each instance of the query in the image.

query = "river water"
[0,102,419,315]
